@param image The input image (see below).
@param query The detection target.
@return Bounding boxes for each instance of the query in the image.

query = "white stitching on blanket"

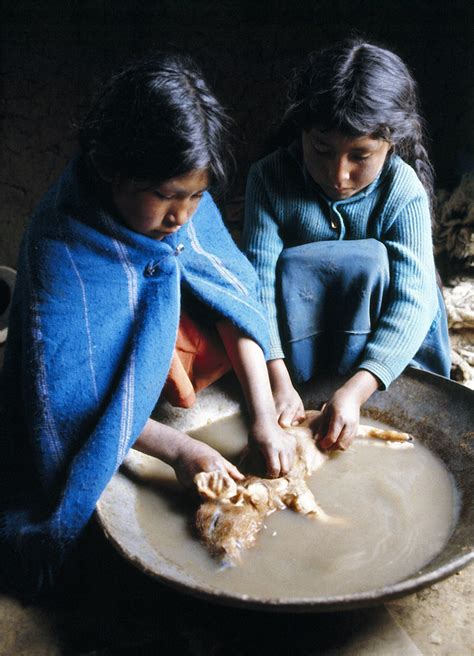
[104,217,138,466]
[30,286,65,469]
[187,220,249,297]
[187,274,268,324]
[64,244,99,404]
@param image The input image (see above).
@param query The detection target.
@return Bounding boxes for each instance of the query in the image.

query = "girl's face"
[302,128,391,201]
[111,168,209,240]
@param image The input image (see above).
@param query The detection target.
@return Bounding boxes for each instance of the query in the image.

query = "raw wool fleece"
[434,173,474,387]
[443,279,474,388]
[0,158,269,592]
[435,172,474,273]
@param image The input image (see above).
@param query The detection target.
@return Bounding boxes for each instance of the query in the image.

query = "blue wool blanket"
[0,158,269,593]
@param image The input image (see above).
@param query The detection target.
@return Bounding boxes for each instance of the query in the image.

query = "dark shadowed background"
[0,4,473,652]
[1,0,473,267]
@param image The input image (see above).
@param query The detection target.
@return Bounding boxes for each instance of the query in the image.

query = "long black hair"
[79,53,233,193]
[281,39,435,213]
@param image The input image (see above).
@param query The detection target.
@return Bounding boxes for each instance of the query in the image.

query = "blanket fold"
[0,158,268,594]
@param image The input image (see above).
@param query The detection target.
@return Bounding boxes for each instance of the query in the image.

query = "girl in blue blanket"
[0,53,294,593]
[243,39,451,452]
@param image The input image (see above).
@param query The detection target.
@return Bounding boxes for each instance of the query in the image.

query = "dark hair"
[79,53,233,193]
[282,39,435,213]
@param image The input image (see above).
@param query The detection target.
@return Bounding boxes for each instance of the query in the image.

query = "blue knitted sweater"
[242,142,438,389]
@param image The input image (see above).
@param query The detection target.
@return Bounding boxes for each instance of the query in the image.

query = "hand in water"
[312,371,380,450]
[268,358,306,428]
[273,386,306,428]
[314,391,361,451]
[174,438,244,488]
[248,419,297,477]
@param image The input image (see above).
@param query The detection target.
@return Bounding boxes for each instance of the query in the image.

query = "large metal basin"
[96,368,473,612]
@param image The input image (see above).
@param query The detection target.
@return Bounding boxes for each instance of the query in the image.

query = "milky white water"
[135,413,458,598]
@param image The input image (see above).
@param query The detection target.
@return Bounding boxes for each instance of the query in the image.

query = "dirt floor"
[0,519,472,656]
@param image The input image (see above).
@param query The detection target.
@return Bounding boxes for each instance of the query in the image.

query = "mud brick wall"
[1,0,472,267]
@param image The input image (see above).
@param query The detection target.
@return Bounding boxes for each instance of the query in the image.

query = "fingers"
[278,409,293,428]
[260,443,295,478]
[318,418,356,451]
[326,425,355,451]
[278,403,306,428]
[279,445,294,475]
[275,393,306,428]
[336,425,355,451]
[317,409,343,450]
[314,411,331,448]
[177,442,244,488]
[207,454,244,480]
[261,439,295,478]
[291,400,306,426]
[224,460,245,481]
[261,447,281,478]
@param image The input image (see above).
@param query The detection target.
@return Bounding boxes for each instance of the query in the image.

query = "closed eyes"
[311,144,373,162]
[153,191,205,201]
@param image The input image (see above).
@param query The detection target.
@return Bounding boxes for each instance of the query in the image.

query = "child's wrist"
[169,433,196,465]
[344,370,380,404]
[267,358,291,386]
[148,424,193,467]
[249,411,278,433]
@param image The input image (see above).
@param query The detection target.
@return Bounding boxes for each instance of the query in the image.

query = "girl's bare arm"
[133,418,243,488]
[267,358,305,427]
[216,320,296,477]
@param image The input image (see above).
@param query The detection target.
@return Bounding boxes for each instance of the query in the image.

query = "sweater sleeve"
[358,189,438,388]
[242,164,286,360]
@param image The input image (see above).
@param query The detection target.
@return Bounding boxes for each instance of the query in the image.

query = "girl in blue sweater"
[243,39,451,451]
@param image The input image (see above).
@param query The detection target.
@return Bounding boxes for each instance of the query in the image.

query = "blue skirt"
[276,239,451,383]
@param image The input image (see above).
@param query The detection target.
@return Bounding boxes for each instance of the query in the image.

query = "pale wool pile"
[433,172,474,388]
[443,278,474,389]
[435,172,474,273]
